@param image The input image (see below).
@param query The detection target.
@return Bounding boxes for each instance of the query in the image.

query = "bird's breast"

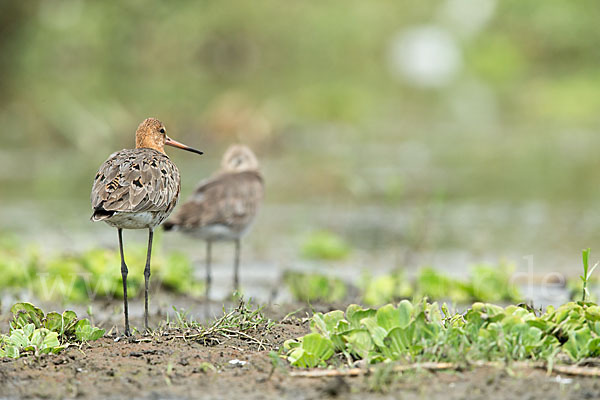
[103,211,171,230]
[182,223,253,241]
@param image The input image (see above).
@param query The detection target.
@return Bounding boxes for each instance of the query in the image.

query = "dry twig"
[290,361,600,378]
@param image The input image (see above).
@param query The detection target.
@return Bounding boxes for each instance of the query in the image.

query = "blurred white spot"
[388,26,462,88]
[440,0,497,37]
[228,359,247,366]
[552,375,572,385]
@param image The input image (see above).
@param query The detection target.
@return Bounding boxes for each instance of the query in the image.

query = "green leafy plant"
[568,276,599,302]
[466,263,520,303]
[9,302,103,341]
[0,238,38,292]
[361,270,413,306]
[0,234,203,303]
[284,299,600,368]
[284,332,335,368]
[283,271,347,303]
[301,230,351,261]
[77,248,142,300]
[0,324,62,359]
[415,267,470,303]
[157,251,204,296]
[1,302,105,359]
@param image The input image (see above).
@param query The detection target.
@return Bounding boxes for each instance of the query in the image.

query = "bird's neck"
[136,137,165,154]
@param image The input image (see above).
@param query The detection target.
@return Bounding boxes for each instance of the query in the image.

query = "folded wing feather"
[91,148,180,214]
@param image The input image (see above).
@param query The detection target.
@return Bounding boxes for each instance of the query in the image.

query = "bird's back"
[163,170,263,239]
[91,148,181,226]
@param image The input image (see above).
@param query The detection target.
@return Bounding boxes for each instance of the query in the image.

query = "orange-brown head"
[135,118,203,155]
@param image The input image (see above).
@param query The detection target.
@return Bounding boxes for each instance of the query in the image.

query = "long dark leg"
[233,239,241,291]
[144,229,154,332]
[204,241,212,319]
[118,228,130,336]
[205,241,212,299]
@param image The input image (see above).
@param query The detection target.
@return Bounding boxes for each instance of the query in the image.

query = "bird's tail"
[162,220,178,231]
[90,208,114,222]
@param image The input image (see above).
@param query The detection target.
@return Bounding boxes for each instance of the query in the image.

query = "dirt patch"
[0,319,308,399]
[2,319,600,399]
[2,299,600,399]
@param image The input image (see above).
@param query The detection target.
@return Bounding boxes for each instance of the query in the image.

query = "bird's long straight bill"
[165,137,203,155]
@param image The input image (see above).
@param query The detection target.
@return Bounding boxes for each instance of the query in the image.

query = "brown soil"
[2,305,600,399]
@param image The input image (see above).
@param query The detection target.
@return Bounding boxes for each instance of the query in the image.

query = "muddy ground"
[2,303,600,400]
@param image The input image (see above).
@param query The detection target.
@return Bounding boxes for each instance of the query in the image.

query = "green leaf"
[346,304,376,329]
[587,337,600,356]
[62,310,78,333]
[286,333,334,368]
[23,323,35,338]
[344,329,373,358]
[9,329,28,348]
[310,311,345,336]
[43,312,63,333]
[563,327,593,360]
[585,306,600,321]
[74,320,92,341]
[10,302,44,330]
[526,319,553,332]
[361,316,388,348]
[30,328,44,349]
[73,318,104,342]
[583,249,590,276]
[383,325,415,360]
[4,345,20,359]
[283,339,300,351]
[397,300,413,328]
[413,312,440,340]
[376,304,401,333]
[90,328,105,341]
[41,331,60,353]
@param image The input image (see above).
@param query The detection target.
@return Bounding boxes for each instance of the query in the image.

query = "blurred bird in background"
[163,145,264,299]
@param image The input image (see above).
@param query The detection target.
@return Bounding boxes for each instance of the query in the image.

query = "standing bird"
[163,145,264,298]
[90,117,203,336]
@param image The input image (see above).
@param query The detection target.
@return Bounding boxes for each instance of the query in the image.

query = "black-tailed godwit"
[90,117,202,335]
[163,145,263,298]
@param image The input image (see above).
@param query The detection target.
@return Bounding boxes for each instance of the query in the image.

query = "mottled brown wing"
[91,148,180,214]
[166,170,263,230]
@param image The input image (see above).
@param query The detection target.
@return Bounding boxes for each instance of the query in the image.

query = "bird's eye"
[159,128,166,134]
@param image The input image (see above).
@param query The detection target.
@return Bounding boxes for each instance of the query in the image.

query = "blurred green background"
[1,0,600,277]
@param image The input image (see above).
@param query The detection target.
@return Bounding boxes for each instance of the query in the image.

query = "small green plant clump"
[301,230,351,261]
[361,270,414,306]
[580,248,598,302]
[283,271,347,303]
[362,263,520,306]
[0,235,38,293]
[164,298,275,350]
[284,299,600,368]
[566,249,600,302]
[0,302,105,359]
